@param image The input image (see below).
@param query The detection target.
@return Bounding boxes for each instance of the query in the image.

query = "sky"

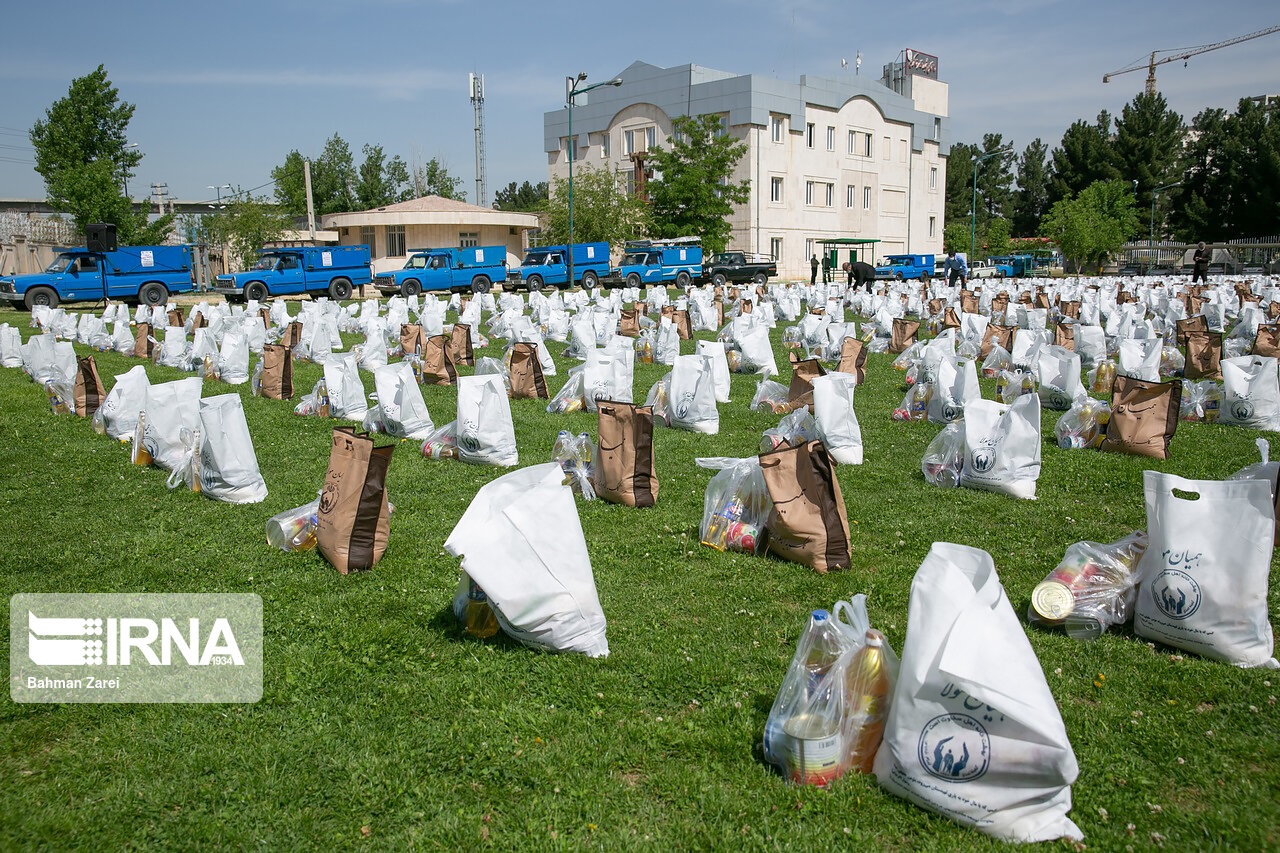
[1,0,1277,207]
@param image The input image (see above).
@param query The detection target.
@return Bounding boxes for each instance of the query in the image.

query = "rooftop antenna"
[469,72,487,207]
[856,52,863,75]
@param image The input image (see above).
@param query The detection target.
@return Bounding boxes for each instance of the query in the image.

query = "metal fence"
[0,211,82,246]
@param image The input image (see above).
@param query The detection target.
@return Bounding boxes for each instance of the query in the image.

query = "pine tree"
[1011,139,1050,237]
[1048,111,1119,206]
[1113,92,1185,233]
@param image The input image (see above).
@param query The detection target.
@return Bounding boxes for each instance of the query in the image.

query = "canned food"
[1031,580,1075,621]
[783,713,844,787]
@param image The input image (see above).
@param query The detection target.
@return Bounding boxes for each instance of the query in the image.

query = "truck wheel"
[329,278,353,300]
[245,281,268,302]
[24,287,58,310]
[581,270,598,289]
[712,273,727,287]
[471,275,491,294]
[753,272,768,285]
[139,282,169,305]
[526,274,543,292]
[894,272,904,281]
[402,280,421,296]
[625,273,641,289]
[675,271,692,288]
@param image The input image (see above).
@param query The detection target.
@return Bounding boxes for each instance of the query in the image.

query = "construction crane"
[1103,25,1280,95]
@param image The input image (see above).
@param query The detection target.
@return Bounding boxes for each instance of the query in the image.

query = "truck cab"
[507,242,609,291]
[373,245,507,296]
[701,251,777,286]
[210,245,371,302]
[603,238,703,289]
[0,245,193,309]
[874,253,936,281]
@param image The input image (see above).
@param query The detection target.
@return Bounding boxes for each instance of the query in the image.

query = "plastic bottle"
[132,412,152,466]
[702,494,745,550]
[317,378,331,419]
[188,428,203,493]
[844,630,892,774]
[461,578,499,639]
[780,609,849,786]
[802,610,845,694]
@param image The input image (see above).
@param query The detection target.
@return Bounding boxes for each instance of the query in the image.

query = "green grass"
[1,295,1278,850]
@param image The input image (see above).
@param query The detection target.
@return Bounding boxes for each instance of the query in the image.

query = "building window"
[386,225,406,257]
[846,185,855,208]
[863,133,873,158]
[360,225,375,257]
[824,183,834,207]
[805,180,815,205]
[933,117,942,140]
[826,126,835,151]
[568,136,579,161]
[601,133,610,158]
[624,130,635,155]
[806,122,815,148]
[459,232,479,248]
[901,139,908,162]
[930,167,938,190]
[770,237,783,262]
[929,216,936,238]
[645,126,656,150]
[806,239,815,261]
[771,116,784,143]
[882,136,890,160]
[863,186,872,210]
[770,176,783,203]
[714,115,728,137]
[847,129,856,154]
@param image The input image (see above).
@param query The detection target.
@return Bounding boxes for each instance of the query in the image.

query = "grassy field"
[0,293,1277,850]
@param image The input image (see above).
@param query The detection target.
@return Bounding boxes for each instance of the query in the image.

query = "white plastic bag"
[194,393,268,503]
[696,340,732,403]
[322,353,369,421]
[93,364,150,440]
[1220,355,1280,430]
[874,542,1082,843]
[444,462,608,656]
[1117,338,1161,382]
[140,377,204,472]
[928,356,979,424]
[960,395,1042,500]
[219,330,250,385]
[1036,345,1086,411]
[456,373,519,467]
[1135,471,1277,668]
[582,348,631,412]
[372,362,435,440]
[812,373,863,464]
[0,324,23,368]
[666,354,720,434]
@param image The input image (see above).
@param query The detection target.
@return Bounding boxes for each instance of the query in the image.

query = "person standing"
[943,250,968,287]
[810,254,819,286]
[1192,241,1210,284]
[821,253,832,284]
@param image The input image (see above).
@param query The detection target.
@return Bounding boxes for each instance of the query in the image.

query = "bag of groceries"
[1027,532,1148,639]
[760,440,852,572]
[1220,355,1280,430]
[93,365,150,440]
[959,395,1041,500]
[186,393,269,503]
[592,401,658,507]
[696,456,772,555]
[456,373,519,467]
[323,352,369,421]
[372,362,435,440]
[1099,375,1180,459]
[317,427,393,573]
[811,373,863,464]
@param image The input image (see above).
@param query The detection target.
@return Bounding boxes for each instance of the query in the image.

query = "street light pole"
[970,145,1013,261]
[565,73,622,290]
[1150,181,1181,268]
[121,142,139,200]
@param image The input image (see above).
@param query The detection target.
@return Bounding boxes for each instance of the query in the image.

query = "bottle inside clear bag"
[843,629,893,774]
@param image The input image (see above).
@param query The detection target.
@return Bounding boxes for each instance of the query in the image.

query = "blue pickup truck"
[210,245,371,302]
[507,242,609,291]
[875,253,936,281]
[0,245,193,310]
[602,238,703,289]
[373,246,507,296]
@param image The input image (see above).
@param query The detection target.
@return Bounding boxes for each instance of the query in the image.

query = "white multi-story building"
[544,56,951,279]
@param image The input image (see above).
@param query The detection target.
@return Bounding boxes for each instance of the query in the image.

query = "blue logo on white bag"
[918,714,990,783]
[970,449,995,473]
[1151,568,1201,620]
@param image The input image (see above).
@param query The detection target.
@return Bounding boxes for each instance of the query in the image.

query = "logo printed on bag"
[1231,397,1254,421]
[917,713,991,783]
[970,448,995,473]
[1151,565,1202,620]
[319,482,340,515]
[941,403,961,422]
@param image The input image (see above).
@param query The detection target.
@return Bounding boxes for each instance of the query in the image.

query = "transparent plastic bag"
[476,355,512,394]
[695,456,772,554]
[420,420,459,459]
[921,421,965,487]
[1159,345,1185,378]
[891,382,931,421]
[552,430,597,500]
[1028,532,1148,640]
[265,498,321,552]
[760,405,818,453]
[996,369,1037,404]
[981,344,1012,379]
[749,379,793,414]
[547,366,586,414]
[644,374,671,423]
[293,379,330,417]
[891,341,922,371]
[1054,398,1111,449]
[1086,358,1116,395]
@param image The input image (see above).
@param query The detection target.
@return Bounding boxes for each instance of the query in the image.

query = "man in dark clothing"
[1192,241,1210,283]
[942,250,968,287]
[844,261,854,286]
[851,261,876,291]
[810,255,819,286]
[821,254,832,284]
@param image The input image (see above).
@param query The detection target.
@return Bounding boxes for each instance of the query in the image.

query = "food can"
[725,521,759,553]
[1031,580,1075,621]
[783,714,844,787]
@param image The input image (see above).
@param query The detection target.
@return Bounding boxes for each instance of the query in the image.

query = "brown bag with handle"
[927,298,943,316]
[508,342,548,399]
[672,309,693,340]
[889,318,919,354]
[760,440,851,573]
[400,323,425,360]
[836,337,867,384]
[980,324,1016,358]
[1267,301,1280,321]
[1182,331,1222,380]
[167,307,184,327]
[133,323,156,359]
[317,427,393,574]
[280,320,303,350]
[1254,323,1280,358]
[1034,291,1051,310]
[592,401,658,508]
[73,356,105,417]
[941,307,961,331]
[1059,300,1081,319]
[619,308,641,338]
[1053,323,1075,351]
[1175,315,1208,346]
[257,307,271,330]
[1100,375,1181,460]
[960,292,979,314]
[450,323,474,367]
[992,293,1010,316]
[788,355,826,405]
[190,312,207,330]
[422,334,457,385]
[259,343,294,400]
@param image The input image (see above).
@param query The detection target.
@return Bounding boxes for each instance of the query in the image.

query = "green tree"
[942,221,970,254]
[355,144,411,209]
[644,114,751,254]
[1113,91,1185,232]
[1040,179,1139,273]
[974,133,1016,223]
[409,156,465,200]
[184,193,294,271]
[540,164,649,247]
[1011,138,1050,237]
[1048,111,1119,206]
[272,134,357,217]
[493,180,549,211]
[944,141,978,226]
[29,65,171,245]
[982,218,1012,258]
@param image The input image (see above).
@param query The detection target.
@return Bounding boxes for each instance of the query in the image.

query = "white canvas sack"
[667,354,719,434]
[141,377,203,473]
[1135,472,1277,668]
[928,356,980,424]
[1036,345,1086,410]
[372,362,435,440]
[0,324,22,367]
[456,373,519,467]
[1117,338,1161,382]
[960,395,1042,500]
[874,542,1082,843]
[738,325,778,377]
[323,352,369,421]
[192,393,268,503]
[94,365,150,440]
[445,463,608,657]
[1073,324,1106,369]
[1220,355,1280,430]
[696,340,731,402]
[811,373,863,464]
[157,326,188,368]
[218,330,250,385]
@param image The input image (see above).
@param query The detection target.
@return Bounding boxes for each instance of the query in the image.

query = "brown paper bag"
[280,321,303,350]
[260,343,294,400]
[672,309,692,340]
[941,307,961,331]
[619,308,641,338]
[836,337,867,384]
[740,300,753,314]
[980,324,1016,358]
[423,334,458,385]
[592,401,658,508]
[1059,301,1081,319]
[1175,315,1208,346]
[1034,291,1051,310]
[992,293,1011,316]
[1100,376,1181,460]
[167,307,184,327]
[1268,302,1280,321]
[399,323,425,360]
[1254,323,1280,358]
[1053,324,1075,351]
[633,300,648,316]
[760,440,851,573]
[927,298,943,316]
[1182,331,1223,380]
[257,307,272,330]
[889,319,919,354]
[73,356,105,417]
[317,427,393,574]
[508,342,548,399]
[1016,292,1032,307]
[450,323,474,367]
[788,355,826,405]
[190,312,207,330]
[1184,294,1205,316]
[960,292,979,314]
[133,323,156,359]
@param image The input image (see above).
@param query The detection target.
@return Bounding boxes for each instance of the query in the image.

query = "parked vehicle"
[701,251,777,286]
[968,261,998,279]
[602,238,703,289]
[373,246,506,296]
[211,245,371,302]
[0,245,194,310]
[507,242,609,291]
[874,253,936,281]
